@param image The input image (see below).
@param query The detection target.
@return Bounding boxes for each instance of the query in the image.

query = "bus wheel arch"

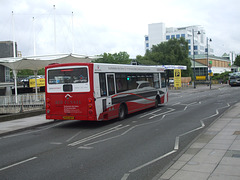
[118,103,128,120]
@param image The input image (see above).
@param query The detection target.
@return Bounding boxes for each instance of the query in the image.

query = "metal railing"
[0,93,45,114]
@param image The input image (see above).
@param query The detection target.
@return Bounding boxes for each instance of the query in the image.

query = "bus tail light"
[88,110,93,114]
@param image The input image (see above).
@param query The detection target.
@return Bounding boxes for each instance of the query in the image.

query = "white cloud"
[0,0,239,58]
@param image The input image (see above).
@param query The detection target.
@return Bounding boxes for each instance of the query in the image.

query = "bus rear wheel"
[119,104,126,120]
[155,96,160,108]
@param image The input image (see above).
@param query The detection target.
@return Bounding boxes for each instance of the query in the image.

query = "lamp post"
[192,29,201,89]
[206,37,212,89]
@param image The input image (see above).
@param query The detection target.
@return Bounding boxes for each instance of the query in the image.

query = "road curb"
[0,109,45,123]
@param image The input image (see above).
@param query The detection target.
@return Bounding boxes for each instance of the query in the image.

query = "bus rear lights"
[88,104,93,109]
[46,98,50,103]
[88,98,93,103]
[46,104,50,109]
[61,69,73,72]
[88,110,93,114]
[47,109,50,113]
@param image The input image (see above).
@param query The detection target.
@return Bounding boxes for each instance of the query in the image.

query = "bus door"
[106,73,116,116]
[106,73,116,96]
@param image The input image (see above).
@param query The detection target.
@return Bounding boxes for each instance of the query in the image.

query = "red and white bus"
[45,63,168,121]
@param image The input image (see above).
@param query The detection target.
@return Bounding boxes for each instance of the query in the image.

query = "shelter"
[0,53,99,103]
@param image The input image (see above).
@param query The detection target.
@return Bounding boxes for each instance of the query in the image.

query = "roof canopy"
[0,54,98,71]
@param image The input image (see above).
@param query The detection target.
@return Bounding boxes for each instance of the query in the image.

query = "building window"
[187,39,191,44]
[171,35,175,39]
[176,34,180,39]
[146,43,149,48]
[194,45,198,50]
[166,35,170,40]
[145,36,149,41]
[188,45,191,50]
[181,34,185,38]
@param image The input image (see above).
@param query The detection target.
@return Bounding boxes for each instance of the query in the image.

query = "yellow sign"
[29,78,45,88]
[196,76,206,80]
[174,69,181,88]
[208,72,213,76]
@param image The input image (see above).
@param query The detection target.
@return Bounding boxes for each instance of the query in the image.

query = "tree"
[137,37,192,77]
[94,52,131,64]
[234,55,240,66]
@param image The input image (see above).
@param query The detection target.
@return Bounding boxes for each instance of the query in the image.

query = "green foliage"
[212,71,231,83]
[137,37,192,77]
[10,68,45,78]
[94,52,131,64]
[234,55,240,66]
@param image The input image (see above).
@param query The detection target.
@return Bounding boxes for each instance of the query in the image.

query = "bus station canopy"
[0,53,98,71]
[0,53,99,103]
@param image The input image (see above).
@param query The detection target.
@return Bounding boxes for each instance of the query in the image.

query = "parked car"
[229,75,240,86]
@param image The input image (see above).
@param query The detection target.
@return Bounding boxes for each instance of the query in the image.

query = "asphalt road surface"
[0,86,240,180]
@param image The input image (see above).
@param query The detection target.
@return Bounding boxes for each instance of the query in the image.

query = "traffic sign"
[208,72,213,76]
[174,69,181,88]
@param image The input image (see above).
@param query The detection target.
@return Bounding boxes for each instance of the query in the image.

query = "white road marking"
[149,108,175,119]
[0,157,37,172]
[121,102,231,180]
[68,125,129,147]
[78,146,93,150]
[121,173,130,180]
[139,108,162,118]
[66,131,82,142]
[50,142,62,145]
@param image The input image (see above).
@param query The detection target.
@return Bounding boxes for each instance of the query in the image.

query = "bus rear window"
[48,67,88,84]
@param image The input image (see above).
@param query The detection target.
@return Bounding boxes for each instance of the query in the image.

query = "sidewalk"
[0,114,53,136]
[157,101,240,180]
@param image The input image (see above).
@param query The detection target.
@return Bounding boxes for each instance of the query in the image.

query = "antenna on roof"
[33,17,36,56]
[72,12,75,54]
[53,5,56,54]
[12,11,16,58]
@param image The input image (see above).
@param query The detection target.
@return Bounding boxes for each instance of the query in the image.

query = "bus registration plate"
[63,116,75,120]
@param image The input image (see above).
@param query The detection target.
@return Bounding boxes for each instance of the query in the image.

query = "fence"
[0,93,45,114]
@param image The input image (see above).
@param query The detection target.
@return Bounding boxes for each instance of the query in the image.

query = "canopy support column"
[34,70,38,101]
[13,70,18,104]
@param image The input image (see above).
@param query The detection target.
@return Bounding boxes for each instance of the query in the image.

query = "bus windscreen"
[48,67,88,84]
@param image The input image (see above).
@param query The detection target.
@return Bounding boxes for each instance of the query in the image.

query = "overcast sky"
[0,0,239,58]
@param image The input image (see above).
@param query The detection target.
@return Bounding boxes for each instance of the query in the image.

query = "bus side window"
[99,73,107,97]
[160,73,166,88]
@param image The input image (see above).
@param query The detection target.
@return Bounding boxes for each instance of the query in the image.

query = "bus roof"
[46,63,166,73]
[94,63,165,73]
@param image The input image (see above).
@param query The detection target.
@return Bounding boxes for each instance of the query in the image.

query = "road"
[0,86,240,180]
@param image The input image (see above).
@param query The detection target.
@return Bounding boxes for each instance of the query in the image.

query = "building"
[0,41,17,95]
[145,22,235,79]
[145,22,214,56]
[191,54,231,78]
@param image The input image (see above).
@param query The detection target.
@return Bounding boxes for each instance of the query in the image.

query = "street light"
[192,29,201,89]
[206,37,212,89]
